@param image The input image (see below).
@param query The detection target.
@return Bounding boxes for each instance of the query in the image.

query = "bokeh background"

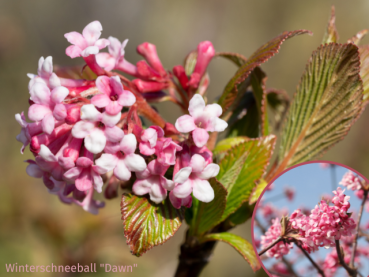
[1,0,369,276]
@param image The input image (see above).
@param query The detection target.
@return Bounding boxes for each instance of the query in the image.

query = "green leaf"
[199,232,261,272]
[184,50,198,75]
[189,178,227,235]
[275,43,363,179]
[266,88,290,131]
[322,6,339,44]
[218,135,276,221]
[218,29,312,116]
[359,45,369,106]
[120,194,183,257]
[215,52,247,67]
[213,137,249,155]
[226,202,255,226]
[249,179,268,204]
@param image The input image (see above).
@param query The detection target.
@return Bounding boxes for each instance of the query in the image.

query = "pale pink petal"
[110,75,123,93]
[169,191,182,209]
[173,179,193,199]
[101,111,120,127]
[211,117,228,132]
[72,121,95,138]
[173,167,192,183]
[190,154,206,173]
[65,45,82,58]
[203,103,222,117]
[37,57,45,73]
[121,39,128,57]
[58,156,75,170]
[95,38,110,50]
[105,101,123,115]
[53,103,67,121]
[139,141,156,156]
[41,56,53,77]
[160,176,175,190]
[192,128,209,148]
[29,82,51,105]
[76,157,93,168]
[39,145,57,162]
[64,31,87,49]
[75,169,93,191]
[81,46,99,57]
[26,163,44,178]
[28,104,52,122]
[182,195,193,208]
[124,153,146,172]
[104,141,121,154]
[91,169,103,193]
[147,159,168,176]
[64,167,83,181]
[132,178,153,195]
[149,182,167,204]
[96,53,115,71]
[107,36,122,58]
[104,126,124,143]
[120,133,137,154]
[135,168,151,179]
[196,163,220,180]
[114,159,131,181]
[141,127,157,147]
[95,153,119,173]
[42,113,55,134]
[117,90,136,107]
[175,115,196,133]
[95,76,112,96]
[91,94,111,108]
[192,178,214,202]
[150,126,164,138]
[80,104,102,122]
[82,21,103,45]
[188,94,205,117]
[85,127,106,154]
[51,86,69,103]
[49,73,61,89]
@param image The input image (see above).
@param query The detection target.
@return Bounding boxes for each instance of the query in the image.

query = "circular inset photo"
[252,162,369,277]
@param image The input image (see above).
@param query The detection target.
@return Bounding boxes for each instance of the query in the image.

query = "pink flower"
[64,148,105,193]
[91,76,135,115]
[340,171,362,191]
[175,95,228,147]
[71,104,124,154]
[139,126,164,155]
[27,56,61,89]
[172,154,219,202]
[94,134,146,181]
[319,163,330,169]
[73,188,105,214]
[332,187,351,212]
[15,112,43,153]
[136,42,166,77]
[133,159,174,203]
[284,187,295,201]
[64,21,109,58]
[169,191,192,209]
[28,82,69,134]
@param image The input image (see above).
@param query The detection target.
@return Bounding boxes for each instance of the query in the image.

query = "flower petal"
[95,76,112,96]
[160,175,175,191]
[117,90,136,107]
[95,153,118,173]
[82,21,102,45]
[28,104,52,122]
[139,141,156,156]
[64,166,83,181]
[188,94,205,117]
[203,103,222,117]
[42,113,55,135]
[91,94,111,109]
[132,178,153,195]
[135,168,151,179]
[190,154,206,172]
[196,163,220,179]
[141,127,157,147]
[65,45,82,58]
[49,73,61,89]
[173,179,193,199]
[104,126,124,143]
[81,46,99,57]
[96,53,115,71]
[80,104,102,122]
[72,121,95,138]
[124,153,147,172]
[175,115,196,133]
[173,167,192,183]
[120,133,137,154]
[39,144,57,162]
[114,158,131,181]
[105,101,123,115]
[26,163,44,178]
[51,86,69,103]
[64,31,87,49]
[75,168,93,191]
[147,159,168,176]
[192,128,209,148]
[29,82,51,105]
[107,36,122,58]
[95,38,110,50]
[212,117,228,132]
[84,128,106,154]
[149,181,167,204]
[53,103,67,121]
[101,111,121,127]
[91,169,103,193]
[192,178,214,203]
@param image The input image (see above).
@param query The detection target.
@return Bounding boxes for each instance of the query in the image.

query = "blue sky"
[254,162,369,276]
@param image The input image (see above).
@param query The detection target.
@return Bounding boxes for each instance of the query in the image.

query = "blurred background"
[1,0,369,276]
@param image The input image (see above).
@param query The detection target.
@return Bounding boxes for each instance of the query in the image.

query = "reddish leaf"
[215,52,247,67]
[322,6,339,44]
[347,29,368,45]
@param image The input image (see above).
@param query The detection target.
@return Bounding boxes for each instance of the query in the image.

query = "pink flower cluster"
[340,171,362,191]
[260,188,356,258]
[16,21,227,214]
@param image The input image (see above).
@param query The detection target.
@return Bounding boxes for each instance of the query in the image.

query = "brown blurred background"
[1,0,369,276]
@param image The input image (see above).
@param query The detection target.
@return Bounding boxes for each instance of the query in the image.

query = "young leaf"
[121,194,183,257]
[322,6,339,44]
[359,45,369,106]
[249,179,268,204]
[199,232,261,272]
[218,135,276,221]
[213,137,249,155]
[347,29,368,45]
[274,43,363,179]
[215,52,247,67]
[218,29,312,116]
[190,178,227,235]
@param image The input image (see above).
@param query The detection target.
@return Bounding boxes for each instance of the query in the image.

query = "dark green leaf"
[121,194,183,256]
[226,202,255,226]
[199,232,261,272]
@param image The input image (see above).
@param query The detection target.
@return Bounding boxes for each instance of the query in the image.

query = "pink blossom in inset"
[28,82,69,134]
[133,159,174,204]
[261,218,292,258]
[319,163,330,169]
[284,187,295,201]
[71,104,124,154]
[172,154,219,202]
[340,171,362,191]
[94,134,146,181]
[91,75,135,115]
[64,21,109,58]
[175,94,227,147]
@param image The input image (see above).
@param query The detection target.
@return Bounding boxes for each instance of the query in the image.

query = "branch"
[358,230,369,241]
[335,240,357,276]
[350,190,368,268]
[258,237,282,256]
[294,242,325,277]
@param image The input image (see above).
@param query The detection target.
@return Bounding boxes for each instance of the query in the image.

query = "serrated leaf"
[218,29,312,116]
[54,65,97,80]
[218,136,276,221]
[266,88,290,131]
[215,52,247,67]
[359,45,369,106]
[249,179,268,204]
[120,194,183,257]
[190,178,227,235]
[274,43,363,179]
[199,232,260,272]
[322,6,339,44]
[213,137,249,155]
